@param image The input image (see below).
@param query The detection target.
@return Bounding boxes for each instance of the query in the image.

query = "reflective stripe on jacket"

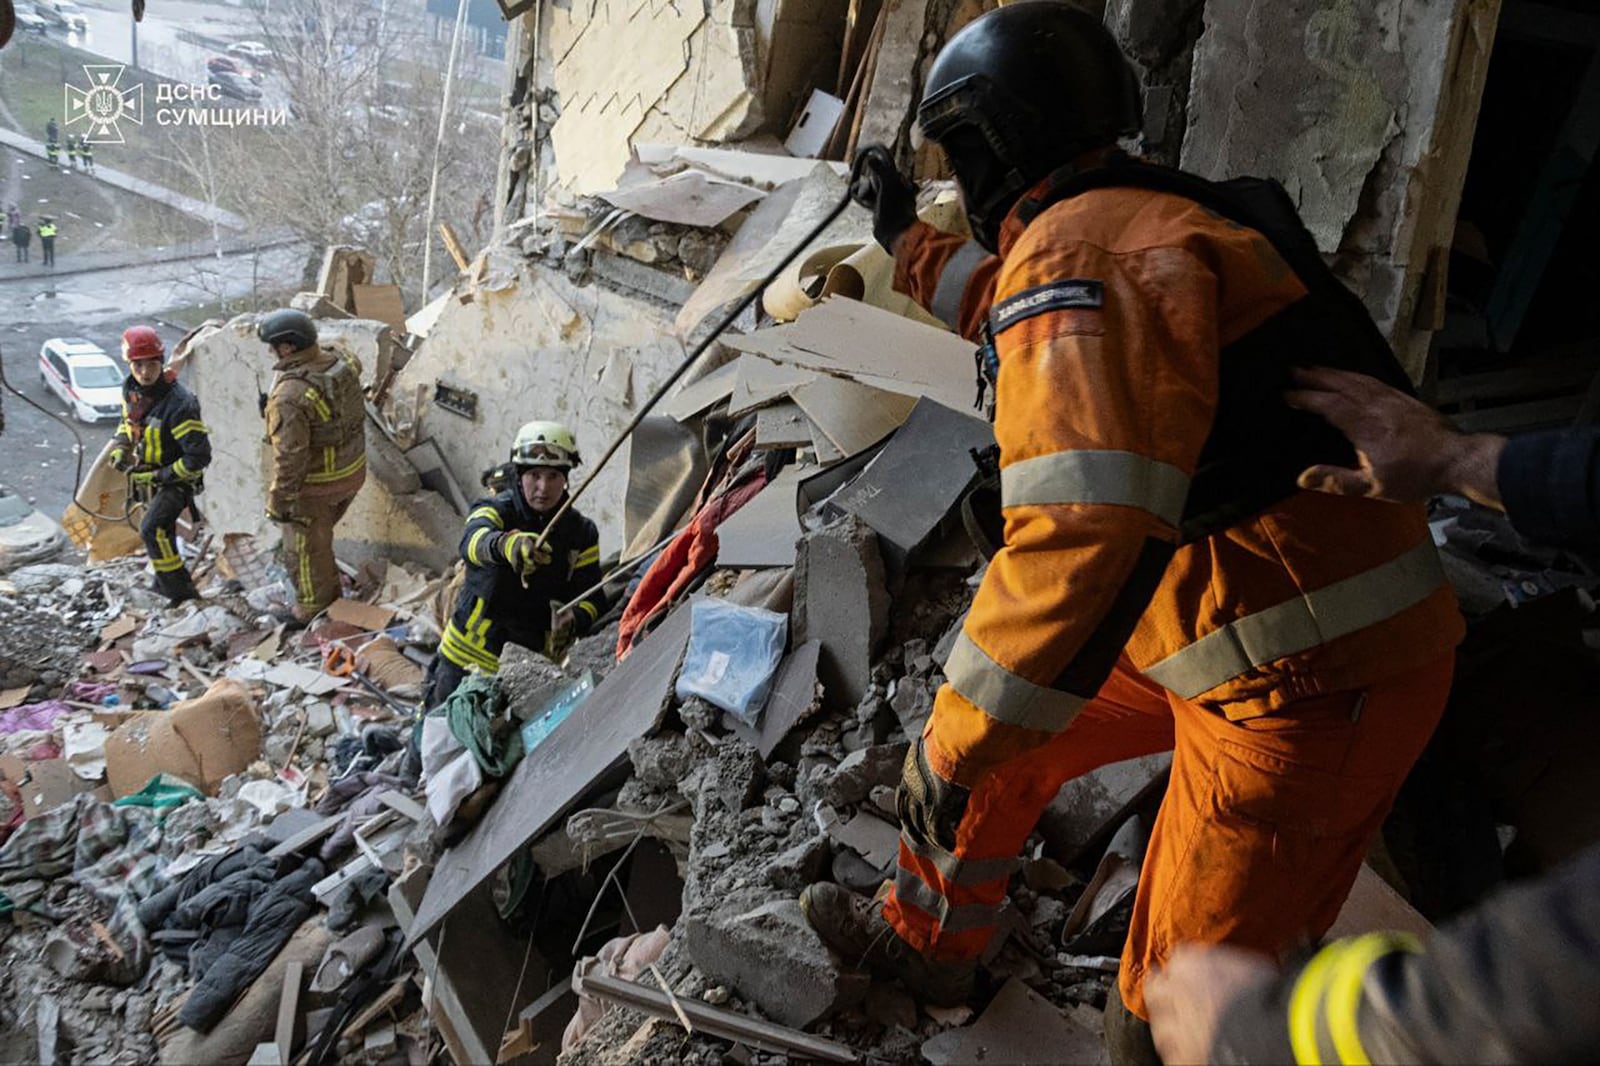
[439,490,608,673]
[895,181,1464,785]
[115,374,211,489]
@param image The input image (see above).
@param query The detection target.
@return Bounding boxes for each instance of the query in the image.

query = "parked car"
[37,0,86,31]
[207,69,264,101]
[13,3,50,34]
[226,40,273,66]
[206,55,263,84]
[38,338,123,424]
[0,489,69,572]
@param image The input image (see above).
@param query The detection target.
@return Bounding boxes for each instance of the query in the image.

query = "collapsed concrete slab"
[684,894,868,1028]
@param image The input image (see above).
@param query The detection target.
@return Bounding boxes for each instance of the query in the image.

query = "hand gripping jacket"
[112,373,211,493]
[883,158,1464,964]
[266,346,367,517]
[438,489,608,675]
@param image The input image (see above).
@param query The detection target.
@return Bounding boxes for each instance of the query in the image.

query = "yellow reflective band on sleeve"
[441,624,500,671]
[1325,933,1421,1066]
[1288,944,1344,1066]
[466,527,494,566]
[1001,448,1191,528]
[172,420,208,438]
[468,506,504,529]
[577,600,599,622]
[171,458,197,482]
[944,629,1087,734]
[574,545,600,568]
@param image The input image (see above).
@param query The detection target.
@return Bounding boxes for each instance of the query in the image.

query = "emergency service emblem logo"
[64,64,145,144]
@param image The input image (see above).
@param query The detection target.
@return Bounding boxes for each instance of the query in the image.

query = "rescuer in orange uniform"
[800,4,1464,1059]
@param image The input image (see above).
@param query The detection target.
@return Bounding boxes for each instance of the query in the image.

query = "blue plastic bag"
[675,599,788,724]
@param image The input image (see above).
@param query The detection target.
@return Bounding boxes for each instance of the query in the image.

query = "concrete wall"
[186,317,460,572]
[383,253,690,554]
[1182,0,1501,379]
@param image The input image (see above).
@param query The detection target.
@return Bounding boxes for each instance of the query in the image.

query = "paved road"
[0,241,307,517]
[0,127,246,229]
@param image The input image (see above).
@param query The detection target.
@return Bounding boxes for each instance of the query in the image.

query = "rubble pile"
[0,541,480,1065]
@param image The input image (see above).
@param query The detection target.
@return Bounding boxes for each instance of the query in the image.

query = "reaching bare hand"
[1286,367,1505,508]
[1146,943,1278,1065]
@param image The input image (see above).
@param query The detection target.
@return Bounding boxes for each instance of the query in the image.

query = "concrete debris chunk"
[816,741,908,808]
[685,895,869,1028]
[794,516,890,709]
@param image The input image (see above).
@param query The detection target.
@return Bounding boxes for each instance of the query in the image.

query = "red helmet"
[121,325,165,364]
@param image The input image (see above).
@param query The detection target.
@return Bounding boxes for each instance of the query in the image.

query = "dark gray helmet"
[918,1,1142,250]
[257,308,318,350]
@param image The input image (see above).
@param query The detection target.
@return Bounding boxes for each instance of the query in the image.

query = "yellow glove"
[109,446,136,472]
[500,532,552,578]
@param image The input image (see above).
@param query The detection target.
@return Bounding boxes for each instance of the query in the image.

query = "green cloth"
[440,674,524,778]
[113,774,203,810]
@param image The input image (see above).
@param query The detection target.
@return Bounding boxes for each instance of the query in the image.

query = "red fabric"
[616,472,770,659]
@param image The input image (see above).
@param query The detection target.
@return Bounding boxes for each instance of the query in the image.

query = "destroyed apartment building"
[2,0,1599,1063]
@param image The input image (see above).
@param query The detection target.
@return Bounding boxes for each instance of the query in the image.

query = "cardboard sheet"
[726,297,976,412]
[600,168,766,227]
[790,376,918,458]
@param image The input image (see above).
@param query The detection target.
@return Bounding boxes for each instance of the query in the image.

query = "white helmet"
[511,420,579,471]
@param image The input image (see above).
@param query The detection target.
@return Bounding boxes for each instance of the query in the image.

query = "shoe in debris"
[799,882,974,1006]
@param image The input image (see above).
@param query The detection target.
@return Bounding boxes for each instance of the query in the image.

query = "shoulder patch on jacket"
[990,279,1104,334]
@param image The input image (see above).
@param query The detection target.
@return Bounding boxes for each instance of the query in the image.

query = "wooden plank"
[438,222,471,272]
[276,961,303,1063]
[579,973,857,1063]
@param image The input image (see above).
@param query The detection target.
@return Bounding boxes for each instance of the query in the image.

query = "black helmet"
[918,1,1141,250]
[257,308,318,350]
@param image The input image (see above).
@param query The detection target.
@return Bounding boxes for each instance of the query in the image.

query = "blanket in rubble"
[0,792,173,983]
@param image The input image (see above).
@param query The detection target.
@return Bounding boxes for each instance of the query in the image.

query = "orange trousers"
[885,653,1454,1018]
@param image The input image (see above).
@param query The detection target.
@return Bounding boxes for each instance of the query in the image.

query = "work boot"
[155,569,201,608]
[799,882,974,1006]
[1104,980,1162,1066]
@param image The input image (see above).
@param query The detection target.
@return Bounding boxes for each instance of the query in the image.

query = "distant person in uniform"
[44,139,60,168]
[45,118,58,145]
[67,135,81,171]
[10,221,29,263]
[36,216,55,267]
[80,138,94,174]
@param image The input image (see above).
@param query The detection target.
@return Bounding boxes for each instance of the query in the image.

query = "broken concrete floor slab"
[407,605,695,943]
[921,976,1105,1066]
[1037,753,1172,866]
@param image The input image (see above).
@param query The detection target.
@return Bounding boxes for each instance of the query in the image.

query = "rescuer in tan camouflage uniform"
[257,308,367,624]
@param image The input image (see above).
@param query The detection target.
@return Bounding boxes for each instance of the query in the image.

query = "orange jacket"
[895,181,1464,788]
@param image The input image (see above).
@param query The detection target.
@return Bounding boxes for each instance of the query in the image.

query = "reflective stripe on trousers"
[945,539,1448,732]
